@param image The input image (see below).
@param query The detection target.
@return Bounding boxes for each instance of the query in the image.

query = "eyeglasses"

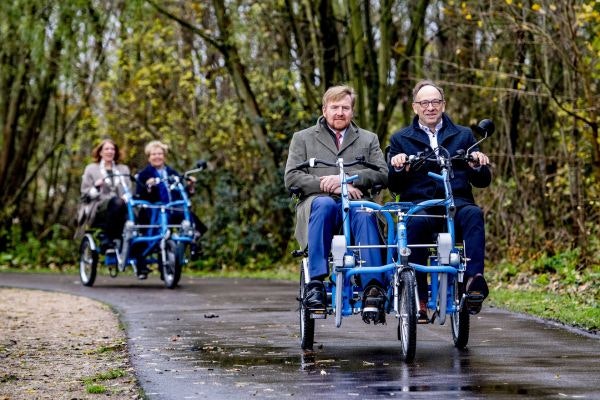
[413,99,444,108]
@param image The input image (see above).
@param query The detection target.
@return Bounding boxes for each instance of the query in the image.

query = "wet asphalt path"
[1,272,599,399]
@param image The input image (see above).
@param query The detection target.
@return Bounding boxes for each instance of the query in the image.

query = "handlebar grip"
[296,158,318,169]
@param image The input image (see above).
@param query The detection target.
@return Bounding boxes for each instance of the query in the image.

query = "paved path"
[1,272,599,399]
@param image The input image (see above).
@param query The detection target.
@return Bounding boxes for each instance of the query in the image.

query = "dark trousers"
[407,204,485,299]
[92,197,127,241]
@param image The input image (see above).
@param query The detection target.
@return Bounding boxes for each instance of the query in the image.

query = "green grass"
[85,384,106,394]
[95,341,126,354]
[82,368,126,394]
[488,287,599,333]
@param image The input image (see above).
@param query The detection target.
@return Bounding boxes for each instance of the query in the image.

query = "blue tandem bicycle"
[78,162,207,289]
[294,120,494,362]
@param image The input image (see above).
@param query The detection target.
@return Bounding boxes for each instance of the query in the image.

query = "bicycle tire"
[299,263,315,350]
[451,279,470,348]
[162,240,181,289]
[79,235,98,287]
[397,269,417,362]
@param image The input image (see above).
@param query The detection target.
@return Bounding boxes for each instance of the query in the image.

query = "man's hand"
[330,183,363,199]
[468,151,489,168]
[319,175,364,199]
[390,153,410,171]
[319,174,341,193]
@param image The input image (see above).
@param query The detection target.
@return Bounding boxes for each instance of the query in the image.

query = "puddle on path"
[181,341,569,398]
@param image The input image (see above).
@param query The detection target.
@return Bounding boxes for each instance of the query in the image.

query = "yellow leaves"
[531,3,542,12]
[459,1,473,21]
[505,0,512,4]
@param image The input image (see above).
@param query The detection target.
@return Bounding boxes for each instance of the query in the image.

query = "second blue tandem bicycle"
[78,162,207,289]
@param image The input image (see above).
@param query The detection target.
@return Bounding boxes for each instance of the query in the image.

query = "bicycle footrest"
[464,293,485,314]
[465,293,485,303]
[309,309,327,319]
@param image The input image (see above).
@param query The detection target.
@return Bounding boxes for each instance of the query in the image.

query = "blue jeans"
[307,196,383,285]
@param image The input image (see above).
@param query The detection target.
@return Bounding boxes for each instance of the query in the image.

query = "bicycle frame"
[305,152,466,327]
[117,176,196,272]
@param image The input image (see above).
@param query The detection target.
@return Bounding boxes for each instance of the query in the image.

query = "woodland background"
[0,0,598,284]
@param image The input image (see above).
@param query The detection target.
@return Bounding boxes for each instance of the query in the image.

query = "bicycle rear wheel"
[397,269,417,362]
[451,279,470,348]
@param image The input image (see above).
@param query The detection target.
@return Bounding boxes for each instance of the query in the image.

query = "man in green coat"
[284,85,387,309]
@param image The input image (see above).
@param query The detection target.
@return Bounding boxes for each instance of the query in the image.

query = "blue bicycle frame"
[323,153,465,327]
[116,175,196,272]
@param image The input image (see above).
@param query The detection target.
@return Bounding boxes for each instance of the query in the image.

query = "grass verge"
[488,286,599,334]
[83,368,126,394]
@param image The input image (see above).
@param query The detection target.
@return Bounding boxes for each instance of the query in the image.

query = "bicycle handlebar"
[295,156,381,171]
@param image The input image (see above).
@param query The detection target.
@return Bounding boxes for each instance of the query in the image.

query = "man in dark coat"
[388,80,491,317]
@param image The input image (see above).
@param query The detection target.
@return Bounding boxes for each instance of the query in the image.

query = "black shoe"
[99,237,112,253]
[465,274,489,315]
[362,285,386,325]
[303,280,326,309]
[190,243,202,261]
[137,264,150,280]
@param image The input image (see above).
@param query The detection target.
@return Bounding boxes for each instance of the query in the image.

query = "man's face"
[148,148,166,168]
[322,94,353,132]
[412,85,445,129]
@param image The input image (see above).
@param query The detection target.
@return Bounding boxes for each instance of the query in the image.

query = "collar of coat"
[403,113,462,146]
[316,116,361,154]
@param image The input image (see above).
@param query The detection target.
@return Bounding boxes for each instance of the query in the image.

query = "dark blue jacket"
[388,114,491,207]
[135,164,183,204]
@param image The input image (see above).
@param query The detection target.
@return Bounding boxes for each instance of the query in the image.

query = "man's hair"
[322,85,356,108]
[144,140,169,157]
[92,139,121,163]
[412,80,445,101]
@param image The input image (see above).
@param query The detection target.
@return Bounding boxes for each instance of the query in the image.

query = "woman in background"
[77,139,130,246]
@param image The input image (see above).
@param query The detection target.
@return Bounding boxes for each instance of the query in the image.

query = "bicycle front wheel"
[451,279,470,348]
[161,240,181,289]
[299,263,315,350]
[397,269,417,362]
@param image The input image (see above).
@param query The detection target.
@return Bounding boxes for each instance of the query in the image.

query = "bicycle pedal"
[309,308,327,319]
[466,293,485,303]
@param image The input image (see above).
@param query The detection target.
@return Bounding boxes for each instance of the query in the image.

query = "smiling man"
[284,85,388,311]
[388,79,492,319]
